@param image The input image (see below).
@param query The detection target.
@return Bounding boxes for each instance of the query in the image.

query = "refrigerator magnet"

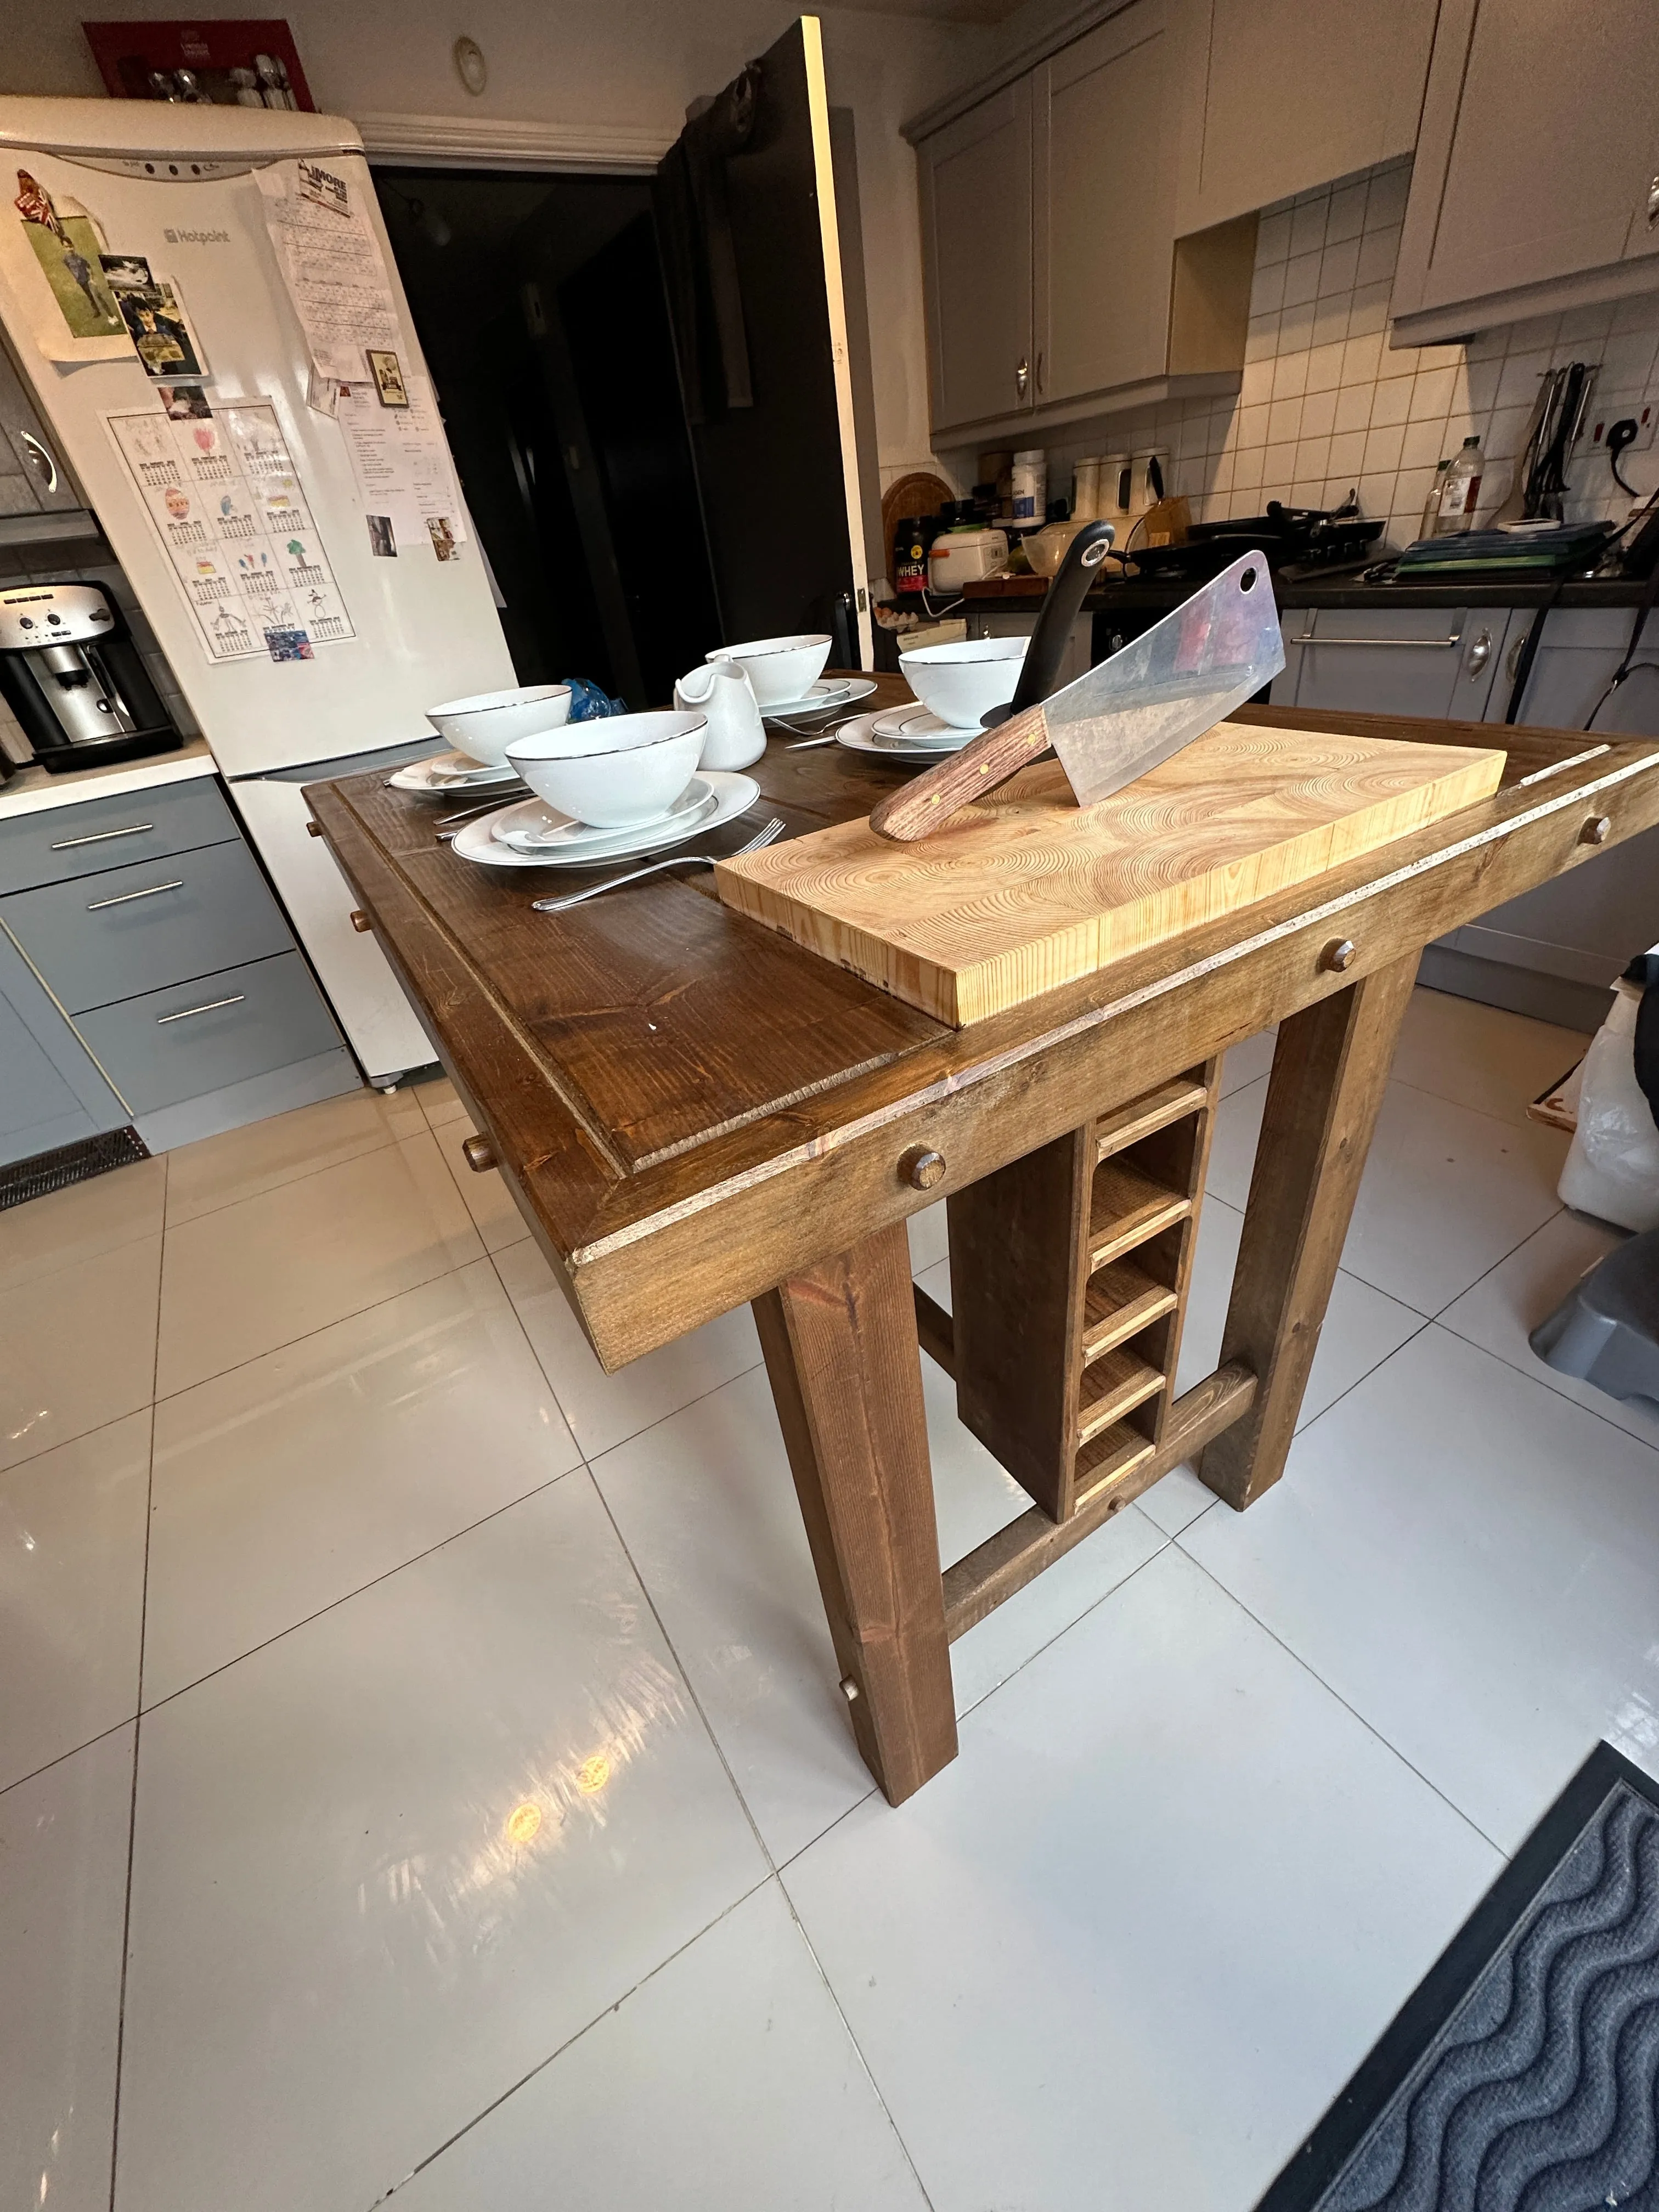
[366,349,409,407]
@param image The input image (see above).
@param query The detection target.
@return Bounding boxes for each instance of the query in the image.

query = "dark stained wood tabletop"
[305,675,1659,1369]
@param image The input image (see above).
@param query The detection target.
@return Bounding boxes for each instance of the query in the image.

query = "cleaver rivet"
[1320,937,1356,973]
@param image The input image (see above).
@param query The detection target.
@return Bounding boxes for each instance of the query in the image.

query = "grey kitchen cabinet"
[0,917,125,1169]
[917,81,1035,438]
[0,776,238,895]
[1272,603,1521,720]
[1391,0,1659,346]
[76,951,347,1116]
[0,331,83,515]
[1178,0,1436,233]
[910,0,1254,445]
[964,602,1092,691]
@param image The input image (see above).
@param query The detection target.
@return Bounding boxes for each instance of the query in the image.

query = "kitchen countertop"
[957,572,1658,613]
[0,736,218,822]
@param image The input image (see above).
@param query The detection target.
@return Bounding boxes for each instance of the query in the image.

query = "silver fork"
[531,817,785,913]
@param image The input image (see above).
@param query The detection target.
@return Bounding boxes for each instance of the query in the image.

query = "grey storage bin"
[0,776,236,894]
[1530,1226,1659,1411]
[75,951,343,1113]
[4,837,292,1013]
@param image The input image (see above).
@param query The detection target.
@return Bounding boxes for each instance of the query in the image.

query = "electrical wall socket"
[1583,397,1657,453]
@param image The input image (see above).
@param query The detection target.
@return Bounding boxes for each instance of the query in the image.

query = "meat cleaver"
[869,549,1284,843]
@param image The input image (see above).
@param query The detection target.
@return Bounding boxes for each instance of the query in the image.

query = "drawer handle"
[1292,631,1463,648]
[86,878,183,911]
[50,822,156,851]
[157,992,245,1024]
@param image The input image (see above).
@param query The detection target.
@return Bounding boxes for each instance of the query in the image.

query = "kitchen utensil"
[899,635,1027,729]
[870,550,1281,843]
[927,527,1010,591]
[720,725,1505,1025]
[505,709,706,827]
[450,774,760,871]
[707,633,832,706]
[426,684,572,768]
[532,816,785,912]
[673,659,766,770]
[980,519,1116,732]
[0,579,180,774]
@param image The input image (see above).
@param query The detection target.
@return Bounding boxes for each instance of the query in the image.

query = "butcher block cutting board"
[715,718,1505,1026]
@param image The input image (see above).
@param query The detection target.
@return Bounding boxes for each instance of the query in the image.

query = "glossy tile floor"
[6,987,1657,2212]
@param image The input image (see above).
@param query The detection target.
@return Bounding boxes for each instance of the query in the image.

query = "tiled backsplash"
[1030,156,1659,551]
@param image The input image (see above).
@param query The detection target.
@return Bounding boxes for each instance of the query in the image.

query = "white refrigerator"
[0,96,517,1082]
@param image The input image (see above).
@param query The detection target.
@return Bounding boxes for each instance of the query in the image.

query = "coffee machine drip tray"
[0,579,183,775]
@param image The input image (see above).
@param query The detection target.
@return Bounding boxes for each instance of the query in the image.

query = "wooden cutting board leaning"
[715,718,1506,1025]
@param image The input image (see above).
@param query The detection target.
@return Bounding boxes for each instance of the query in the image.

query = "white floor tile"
[1390,986,1588,1130]
[163,1084,425,1227]
[495,1234,761,1458]
[0,1726,132,2212]
[428,1115,533,1253]
[1220,1024,1277,1097]
[145,1260,580,1703]
[0,1155,165,1293]
[156,1130,482,1398]
[1,1410,149,1791]
[784,1546,1498,2212]
[1208,1074,1567,1314]
[1175,1193,1425,1415]
[116,1475,766,2212]
[388,1882,927,2212]
[1183,1325,1659,1850]
[1439,1207,1659,1447]
[907,1199,948,1276]
[1,1233,160,1472]
[411,1072,466,1129]
[1136,1460,1221,1537]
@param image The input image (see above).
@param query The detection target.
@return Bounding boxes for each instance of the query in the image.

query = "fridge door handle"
[19,431,59,494]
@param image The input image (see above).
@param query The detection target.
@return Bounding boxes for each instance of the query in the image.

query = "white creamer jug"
[673,659,766,770]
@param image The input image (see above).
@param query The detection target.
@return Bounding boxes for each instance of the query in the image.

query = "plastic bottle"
[1435,435,1485,534]
[1011,449,1047,523]
[1420,459,1452,542]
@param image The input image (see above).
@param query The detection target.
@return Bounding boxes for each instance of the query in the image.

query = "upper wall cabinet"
[1391,0,1659,345]
[918,80,1035,435]
[1178,0,1436,233]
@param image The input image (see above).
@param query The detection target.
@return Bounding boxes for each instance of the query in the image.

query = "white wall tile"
[1342,330,1385,385]
[1333,384,1374,435]
[1282,249,1322,307]
[1295,435,1331,483]
[1267,395,1304,443]
[1318,235,1361,295]
[1325,179,1369,244]
[1289,199,1329,257]
[1235,402,1270,449]
[1327,430,1367,479]
[1369,377,1413,430]
[1279,300,1317,352]
[1300,387,1337,440]
[1264,438,1299,483]
[1410,364,1460,420]
[1256,209,1293,265]
[1271,352,1310,400]
[1311,295,1352,349]
[1347,280,1391,337]
[1355,225,1402,289]
[1400,418,1447,472]
[1305,341,1347,395]
[1363,422,1406,473]
[1250,262,1288,317]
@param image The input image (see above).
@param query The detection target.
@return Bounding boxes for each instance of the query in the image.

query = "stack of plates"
[760,675,877,719]
[834,707,977,761]
[387,749,524,798]
[448,771,759,870]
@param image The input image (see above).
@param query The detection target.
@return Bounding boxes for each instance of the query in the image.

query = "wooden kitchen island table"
[306,680,1659,1805]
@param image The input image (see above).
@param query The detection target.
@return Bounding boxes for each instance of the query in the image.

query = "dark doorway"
[374,168,721,707]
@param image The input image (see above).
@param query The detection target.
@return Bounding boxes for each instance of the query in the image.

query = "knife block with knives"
[715,549,1506,1025]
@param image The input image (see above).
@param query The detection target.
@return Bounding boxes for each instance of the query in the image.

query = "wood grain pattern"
[717,719,1507,1024]
[753,1224,957,1805]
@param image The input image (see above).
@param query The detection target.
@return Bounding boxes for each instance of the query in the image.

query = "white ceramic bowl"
[505,710,706,829]
[707,633,832,707]
[899,636,1028,730]
[427,685,571,769]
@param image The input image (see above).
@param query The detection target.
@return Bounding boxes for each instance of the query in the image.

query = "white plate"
[870,706,962,744]
[449,772,761,870]
[834,713,973,763]
[388,751,523,797]
[492,778,718,854]
[760,676,876,720]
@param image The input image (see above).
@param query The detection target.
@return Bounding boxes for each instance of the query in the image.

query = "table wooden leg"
[1198,952,1418,1511]
[754,1223,958,1805]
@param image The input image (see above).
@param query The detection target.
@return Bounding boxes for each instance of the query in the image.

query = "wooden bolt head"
[304,819,322,837]
[1580,815,1611,847]
[900,1144,946,1190]
[460,1133,496,1174]
[349,909,372,933]
[1319,937,1356,973]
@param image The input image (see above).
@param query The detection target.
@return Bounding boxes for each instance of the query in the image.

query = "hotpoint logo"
[162,227,230,245]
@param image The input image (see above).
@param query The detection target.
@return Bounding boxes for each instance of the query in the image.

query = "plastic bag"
[1558,978,1659,1230]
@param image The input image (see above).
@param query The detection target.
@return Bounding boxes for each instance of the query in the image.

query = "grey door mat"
[1258,1742,1659,2212]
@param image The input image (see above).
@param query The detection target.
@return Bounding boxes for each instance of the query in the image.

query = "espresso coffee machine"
[0,580,182,774]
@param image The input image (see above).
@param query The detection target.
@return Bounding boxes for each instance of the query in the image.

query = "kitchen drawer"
[3,837,294,1014]
[1277,606,1516,720]
[75,952,343,1115]
[0,777,238,895]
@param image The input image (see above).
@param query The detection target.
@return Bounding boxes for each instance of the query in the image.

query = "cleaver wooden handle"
[868,701,1053,842]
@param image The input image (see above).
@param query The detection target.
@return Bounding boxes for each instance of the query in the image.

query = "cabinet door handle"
[86,877,183,910]
[157,992,245,1024]
[1647,174,1659,227]
[1036,350,1045,394]
[50,822,155,850]
[1292,631,1463,648]
[19,431,59,493]
[1465,629,1492,675]
[1506,632,1529,681]
[1015,357,1030,397]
